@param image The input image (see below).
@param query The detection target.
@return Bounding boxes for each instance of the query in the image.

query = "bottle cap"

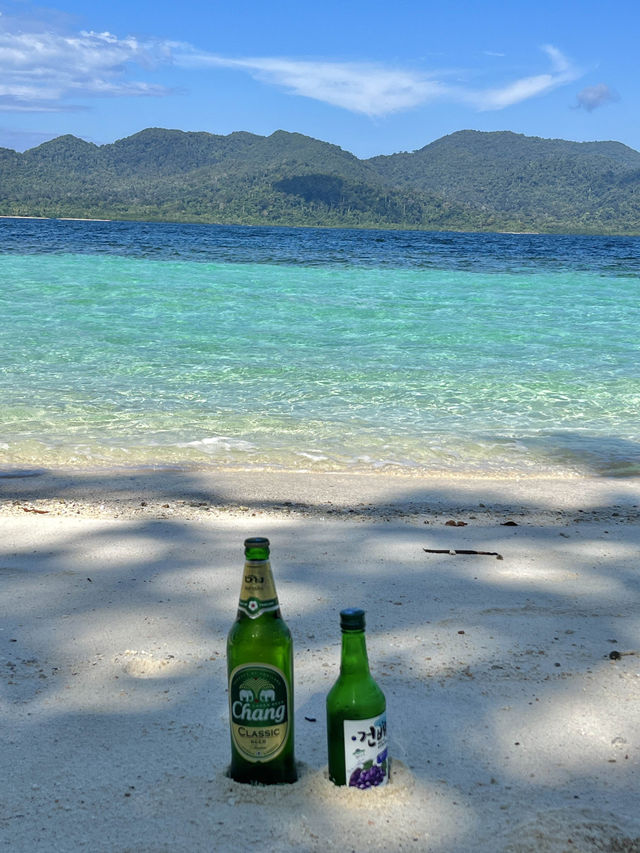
[340,607,365,631]
[244,537,270,548]
[244,537,270,559]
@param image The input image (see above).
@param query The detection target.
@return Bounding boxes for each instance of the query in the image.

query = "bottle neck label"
[238,559,279,619]
[229,663,290,762]
[343,713,388,788]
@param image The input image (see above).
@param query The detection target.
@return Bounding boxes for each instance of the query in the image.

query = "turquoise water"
[1,219,639,475]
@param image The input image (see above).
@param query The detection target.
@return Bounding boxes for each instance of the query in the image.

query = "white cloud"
[0,26,174,111]
[176,51,443,116]
[463,72,564,110]
[543,43,572,74]
[456,46,582,111]
[0,15,583,121]
[175,44,583,117]
[575,83,620,112]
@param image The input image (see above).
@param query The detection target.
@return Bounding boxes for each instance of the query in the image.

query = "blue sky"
[0,0,637,157]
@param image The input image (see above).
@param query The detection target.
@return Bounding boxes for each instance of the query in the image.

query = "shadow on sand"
[1,465,640,852]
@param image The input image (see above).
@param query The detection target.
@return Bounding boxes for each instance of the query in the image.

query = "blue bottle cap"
[340,608,365,630]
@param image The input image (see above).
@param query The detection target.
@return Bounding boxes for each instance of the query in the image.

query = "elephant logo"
[259,688,276,703]
[239,688,254,703]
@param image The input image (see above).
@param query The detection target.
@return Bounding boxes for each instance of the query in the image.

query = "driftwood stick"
[424,548,503,560]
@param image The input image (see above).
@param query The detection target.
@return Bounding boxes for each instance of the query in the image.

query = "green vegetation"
[1,127,639,233]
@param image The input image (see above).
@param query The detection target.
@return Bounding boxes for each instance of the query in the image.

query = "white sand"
[1,468,640,852]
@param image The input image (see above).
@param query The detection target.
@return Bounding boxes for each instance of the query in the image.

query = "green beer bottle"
[326,608,388,788]
[227,537,297,784]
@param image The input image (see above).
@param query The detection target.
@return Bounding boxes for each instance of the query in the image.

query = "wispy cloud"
[0,14,583,120]
[575,83,619,112]
[176,51,444,115]
[455,45,582,111]
[0,25,174,111]
[175,43,583,117]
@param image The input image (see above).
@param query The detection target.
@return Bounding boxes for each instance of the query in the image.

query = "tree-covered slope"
[1,127,639,233]
[367,130,640,232]
[0,128,480,229]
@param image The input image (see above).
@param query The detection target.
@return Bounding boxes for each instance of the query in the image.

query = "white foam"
[177,436,256,453]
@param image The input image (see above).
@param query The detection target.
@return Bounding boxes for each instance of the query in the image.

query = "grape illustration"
[349,762,386,788]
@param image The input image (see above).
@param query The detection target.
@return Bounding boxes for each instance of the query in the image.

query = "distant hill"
[367,130,640,233]
[1,127,640,234]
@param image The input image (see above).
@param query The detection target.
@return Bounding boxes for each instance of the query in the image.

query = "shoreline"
[0,214,111,221]
[2,465,639,523]
[3,213,639,236]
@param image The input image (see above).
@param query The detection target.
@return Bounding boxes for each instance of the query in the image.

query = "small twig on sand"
[424,548,503,560]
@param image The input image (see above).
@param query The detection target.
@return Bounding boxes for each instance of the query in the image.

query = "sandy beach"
[2,467,640,852]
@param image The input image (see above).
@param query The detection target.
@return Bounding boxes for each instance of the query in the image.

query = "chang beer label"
[343,712,389,788]
[229,663,290,762]
[237,559,280,619]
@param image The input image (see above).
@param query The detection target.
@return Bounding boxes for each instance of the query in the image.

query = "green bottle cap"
[340,607,365,631]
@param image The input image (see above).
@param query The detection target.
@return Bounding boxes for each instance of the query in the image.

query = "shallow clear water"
[1,218,639,475]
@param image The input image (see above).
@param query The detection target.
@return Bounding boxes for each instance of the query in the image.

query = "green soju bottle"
[227,537,297,784]
[326,608,388,788]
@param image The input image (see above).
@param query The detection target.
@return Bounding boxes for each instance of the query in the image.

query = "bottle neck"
[237,557,281,619]
[340,629,371,676]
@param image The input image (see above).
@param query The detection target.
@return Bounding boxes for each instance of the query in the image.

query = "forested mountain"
[1,127,640,233]
[367,130,640,233]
